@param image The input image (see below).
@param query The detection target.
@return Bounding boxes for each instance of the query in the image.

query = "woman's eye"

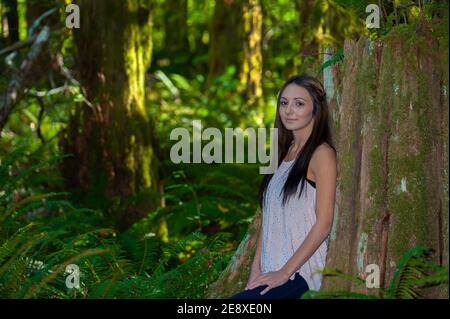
[280,101,287,106]
[295,102,304,107]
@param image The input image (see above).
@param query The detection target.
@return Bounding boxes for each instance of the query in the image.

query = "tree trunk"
[293,0,320,75]
[295,0,318,56]
[59,0,159,230]
[162,0,190,73]
[207,0,243,84]
[238,0,263,114]
[206,17,448,298]
[322,17,449,298]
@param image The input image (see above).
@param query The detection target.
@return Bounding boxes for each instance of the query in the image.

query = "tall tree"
[207,0,243,84]
[322,19,448,298]
[60,0,159,230]
[295,0,318,57]
[295,0,319,54]
[239,0,263,113]
[162,0,190,73]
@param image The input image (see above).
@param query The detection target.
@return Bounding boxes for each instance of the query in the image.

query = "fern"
[306,245,448,299]
[0,141,257,299]
[385,246,445,299]
[320,48,344,70]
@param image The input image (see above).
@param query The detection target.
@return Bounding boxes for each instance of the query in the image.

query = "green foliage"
[149,68,254,131]
[301,245,449,299]
[386,245,448,298]
[130,160,261,244]
[320,48,344,70]
[0,143,239,298]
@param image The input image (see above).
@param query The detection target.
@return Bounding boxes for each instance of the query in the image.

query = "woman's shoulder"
[314,142,336,157]
[310,143,337,172]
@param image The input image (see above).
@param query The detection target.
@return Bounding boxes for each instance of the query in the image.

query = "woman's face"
[278,83,315,131]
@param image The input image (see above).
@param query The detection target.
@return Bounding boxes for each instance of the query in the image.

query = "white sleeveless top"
[260,159,329,291]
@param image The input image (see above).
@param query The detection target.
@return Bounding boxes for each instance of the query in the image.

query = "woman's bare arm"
[280,145,337,278]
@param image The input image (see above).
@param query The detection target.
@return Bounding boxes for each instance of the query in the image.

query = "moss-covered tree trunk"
[59,0,159,230]
[322,17,448,298]
[206,17,448,298]
[238,0,263,113]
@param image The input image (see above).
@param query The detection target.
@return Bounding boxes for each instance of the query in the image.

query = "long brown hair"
[258,74,336,209]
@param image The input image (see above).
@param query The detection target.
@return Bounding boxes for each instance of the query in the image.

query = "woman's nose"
[285,102,293,114]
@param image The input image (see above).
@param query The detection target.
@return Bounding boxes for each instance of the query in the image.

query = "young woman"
[231,75,337,299]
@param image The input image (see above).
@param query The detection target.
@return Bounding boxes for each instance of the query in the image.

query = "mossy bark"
[238,0,263,113]
[323,17,449,298]
[59,0,159,230]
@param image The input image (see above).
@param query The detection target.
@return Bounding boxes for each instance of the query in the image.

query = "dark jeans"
[230,272,310,299]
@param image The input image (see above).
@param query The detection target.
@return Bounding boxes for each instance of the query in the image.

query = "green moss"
[385,30,438,260]
[320,14,448,296]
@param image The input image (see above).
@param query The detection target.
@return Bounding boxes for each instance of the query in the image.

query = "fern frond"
[387,245,431,299]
